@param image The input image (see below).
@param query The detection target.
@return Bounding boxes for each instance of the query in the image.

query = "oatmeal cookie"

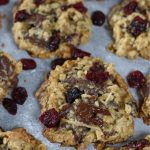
[36,57,137,149]
[0,128,47,150]
[105,135,150,150]
[0,51,22,102]
[108,0,150,60]
[12,0,92,59]
[140,74,150,125]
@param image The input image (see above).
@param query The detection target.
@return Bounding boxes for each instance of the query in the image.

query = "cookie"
[0,128,47,150]
[108,0,150,60]
[12,0,92,59]
[104,135,150,150]
[0,51,22,102]
[140,74,150,125]
[36,57,137,149]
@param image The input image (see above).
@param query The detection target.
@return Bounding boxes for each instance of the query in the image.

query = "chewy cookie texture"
[12,0,91,58]
[108,0,150,60]
[0,51,22,102]
[36,57,137,149]
[140,74,150,125]
[0,128,47,150]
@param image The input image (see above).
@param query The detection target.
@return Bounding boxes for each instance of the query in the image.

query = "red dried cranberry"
[71,47,91,59]
[123,1,138,16]
[51,58,67,70]
[91,11,105,26]
[66,87,82,103]
[127,70,146,88]
[126,139,150,149]
[12,87,28,105]
[62,2,87,13]
[72,2,87,13]
[21,58,36,70]
[15,10,30,22]
[39,108,60,128]
[2,98,17,115]
[34,0,45,6]
[89,62,105,72]
[0,0,9,5]
[128,16,148,37]
[86,71,109,84]
[47,31,60,51]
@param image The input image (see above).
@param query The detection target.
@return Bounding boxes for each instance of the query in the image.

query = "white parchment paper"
[0,0,150,149]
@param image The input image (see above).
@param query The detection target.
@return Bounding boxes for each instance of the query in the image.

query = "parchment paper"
[0,0,150,149]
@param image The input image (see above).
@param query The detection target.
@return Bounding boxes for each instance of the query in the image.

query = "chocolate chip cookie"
[104,135,150,150]
[0,128,47,150]
[36,57,137,149]
[0,51,22,102]
[12,0,91,58]
[140,74,150,125]
[108,0,150,60]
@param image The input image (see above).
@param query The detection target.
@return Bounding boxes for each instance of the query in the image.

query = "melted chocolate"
[64,78,102,96]
[76,102,110,127]
[0,55,18,87]
[141,81,150,97]
[60,104,73,118]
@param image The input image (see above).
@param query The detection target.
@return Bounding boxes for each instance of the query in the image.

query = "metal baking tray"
[0,0,150,149]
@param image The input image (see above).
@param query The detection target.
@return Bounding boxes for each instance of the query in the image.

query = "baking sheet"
[0,0,150,149]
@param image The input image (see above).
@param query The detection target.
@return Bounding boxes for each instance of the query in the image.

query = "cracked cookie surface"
[12,0,91,58]
[105,135,150,150]
[108,0,150,60]
[0,51,22,102]
[36,57,137,149]
[0,128,47,150]
[140,74,150,125]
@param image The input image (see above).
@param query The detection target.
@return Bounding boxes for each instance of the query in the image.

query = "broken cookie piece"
[12,0,92,58]
[36,56,137,149]
[0,128,47,150]
[0,51,22,102]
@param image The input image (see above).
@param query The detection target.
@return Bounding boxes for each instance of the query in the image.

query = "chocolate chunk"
[76,102,110,127]
[27,14,45,26]
[141,82,150,97]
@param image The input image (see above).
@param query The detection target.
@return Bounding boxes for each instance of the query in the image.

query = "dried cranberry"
[86,62,109,85]
[123,1,138,16]
[126,139,150,149]
[62,2,87,13]
[127,70,146,88]
[72,2,87,13]
[47,31,60,51]
[21,58,36,70]
[66,87,82,103]
[51,58,67,70]
[39,108,60,128]
[128,16,148,37]
[71,47,91,59]
[89,62,105,72]
[15,10,30,22]
[34,0,45,5]
[2,98,17,115]
[12,87,28,105]
[86,71,109,85]
[0,0,9,5]
[91,11,105,26]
